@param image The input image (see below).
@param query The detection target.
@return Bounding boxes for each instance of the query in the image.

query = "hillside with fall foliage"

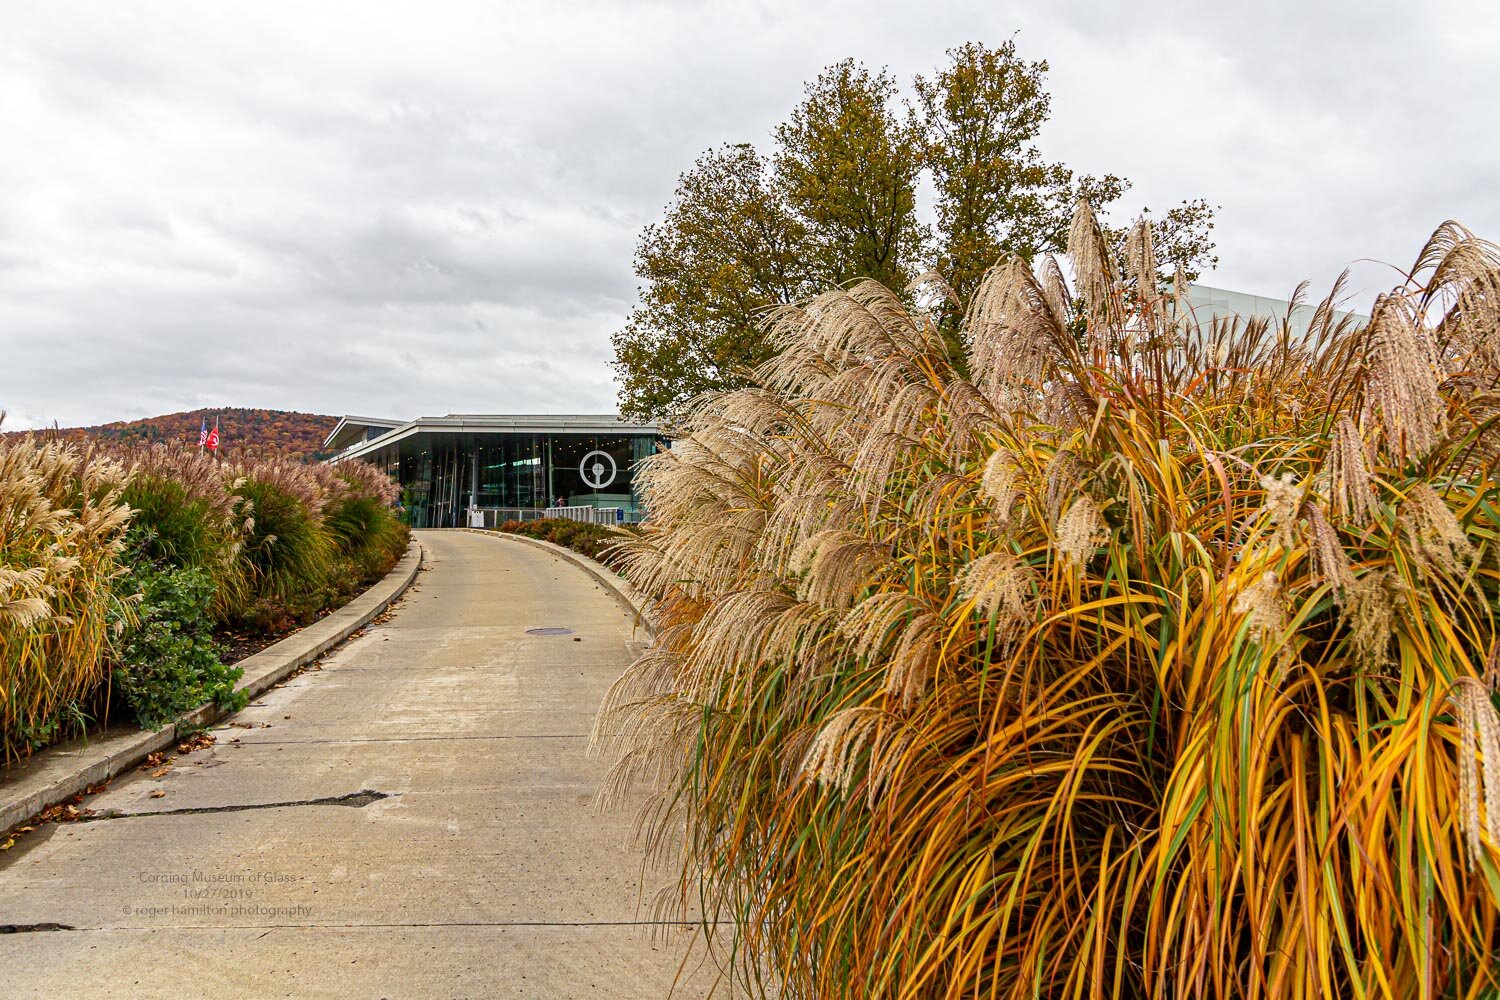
[17,408,341,460]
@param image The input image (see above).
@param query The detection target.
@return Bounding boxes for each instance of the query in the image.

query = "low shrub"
[111,562,245,730]
[497,518,626,567]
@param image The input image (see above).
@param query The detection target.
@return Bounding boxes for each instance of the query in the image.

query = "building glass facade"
[325,416,662,529]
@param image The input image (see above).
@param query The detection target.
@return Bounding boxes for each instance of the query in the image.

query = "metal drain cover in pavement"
[526,627,576,636]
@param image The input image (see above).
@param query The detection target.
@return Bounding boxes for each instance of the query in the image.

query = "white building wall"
[1185,284,1368,339]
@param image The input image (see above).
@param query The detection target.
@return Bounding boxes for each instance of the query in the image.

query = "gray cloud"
[2,0,1497,429]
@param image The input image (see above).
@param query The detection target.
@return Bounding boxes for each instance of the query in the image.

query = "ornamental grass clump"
[322,460,407,581]
[595,206,1500,996]
[225,456,337,622]
[0,434,132,759]
[116,443,244,609]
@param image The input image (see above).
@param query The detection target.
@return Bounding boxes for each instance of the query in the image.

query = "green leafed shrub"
[111,562,245,730]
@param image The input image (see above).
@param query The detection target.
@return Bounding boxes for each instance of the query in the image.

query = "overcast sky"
[3,1,1497,430]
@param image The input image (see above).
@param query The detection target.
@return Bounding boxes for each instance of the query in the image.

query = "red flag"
[206,417,220,452]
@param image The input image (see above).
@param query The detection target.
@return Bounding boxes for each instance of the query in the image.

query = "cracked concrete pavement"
[0,529,723,998]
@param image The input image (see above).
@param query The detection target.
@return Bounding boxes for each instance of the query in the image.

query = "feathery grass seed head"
[1322,417,1380,525]
[1057,497,1109,569]
[1258,471,1302,552]
[1451,677,1500,869]
[1233,570,1287,646]
[958,550,1034,635]
[1402,483,1477,579]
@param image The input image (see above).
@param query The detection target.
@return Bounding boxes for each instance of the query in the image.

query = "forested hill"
[24,408,340,460]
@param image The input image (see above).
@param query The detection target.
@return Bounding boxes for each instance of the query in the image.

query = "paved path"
[0,530,716,998]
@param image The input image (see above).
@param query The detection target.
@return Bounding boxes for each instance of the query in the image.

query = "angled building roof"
[323,415,405,452]
[325,413,660,463]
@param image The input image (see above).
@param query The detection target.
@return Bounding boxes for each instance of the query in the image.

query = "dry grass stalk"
[1232,569,1287,646]
[1403,482,1477,579]
[957,550,1033,635]
[1452,677,1500,868]
[1321,416,1380,524]
[1257,470,1302,552]
[1370,293,1445,460]
[979,448,1022,522]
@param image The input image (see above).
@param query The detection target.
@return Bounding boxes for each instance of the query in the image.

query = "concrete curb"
[458,528,656,640]
[0,539,425,835]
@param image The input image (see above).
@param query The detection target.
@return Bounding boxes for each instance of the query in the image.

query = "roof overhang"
[322,415,404,451]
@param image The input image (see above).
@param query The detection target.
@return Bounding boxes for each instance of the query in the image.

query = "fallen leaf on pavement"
[35,800,94,824]
[176,732,216,754]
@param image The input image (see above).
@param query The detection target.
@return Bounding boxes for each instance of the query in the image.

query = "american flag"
[198,418,208,448]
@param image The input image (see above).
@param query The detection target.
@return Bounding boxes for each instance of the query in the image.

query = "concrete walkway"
[0,530,715,998]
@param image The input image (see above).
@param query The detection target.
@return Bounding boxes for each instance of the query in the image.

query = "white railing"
[465,508,546,528]
[545,505,621,524]
[460,506,635,528]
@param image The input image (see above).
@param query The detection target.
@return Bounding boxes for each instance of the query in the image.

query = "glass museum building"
[323,414,664,528]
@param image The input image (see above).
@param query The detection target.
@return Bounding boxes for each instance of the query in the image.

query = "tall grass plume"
[595,208,1500,997]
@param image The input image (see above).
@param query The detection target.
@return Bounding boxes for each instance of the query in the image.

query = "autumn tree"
[611,145,813,421]
[915,41,1215,325]
[775,61,928,291]
[614,64,934,421]
[916,41,1117,308]
[612,41,1218,421]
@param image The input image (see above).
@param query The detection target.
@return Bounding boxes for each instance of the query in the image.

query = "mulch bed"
[213,602,344,664]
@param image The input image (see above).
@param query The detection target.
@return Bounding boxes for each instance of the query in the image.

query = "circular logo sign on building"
[580,450,618,490]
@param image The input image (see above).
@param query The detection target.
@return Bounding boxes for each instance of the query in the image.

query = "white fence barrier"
[463,506,637,528]
[465,508,548,529]
[544,505,621,525]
